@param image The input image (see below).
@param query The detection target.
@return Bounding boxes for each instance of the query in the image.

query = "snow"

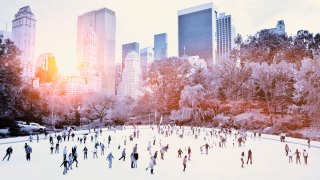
[0,126,318,180]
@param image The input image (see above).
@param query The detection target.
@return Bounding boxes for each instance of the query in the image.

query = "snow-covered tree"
[81,93,116,122]
[0,38,22,119]
[294,58,320,127]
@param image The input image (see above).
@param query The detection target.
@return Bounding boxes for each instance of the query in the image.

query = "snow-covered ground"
[0,126,318,180]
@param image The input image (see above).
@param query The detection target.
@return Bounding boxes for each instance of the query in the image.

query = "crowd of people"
[1,124,313,176]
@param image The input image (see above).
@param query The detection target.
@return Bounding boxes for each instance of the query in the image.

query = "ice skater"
[107,152,114,168]
[241,152,245,168]
[83,146,88,159]
[178,148,183,158]
[25,145,32,161]
[2,146,13,161]
[303,149,308,165]
[187,147,191,160]
[93,146,98,159]
[294,149,301,164]
[288,149,293,163]
[183,155,187,171]
[146,157,155,174]
[119,148,126,161]
[246,149,252,164]
[63,146,67,160]
[60,158,70,175]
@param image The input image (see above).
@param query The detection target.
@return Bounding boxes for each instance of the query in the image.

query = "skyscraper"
[77,8,116,95]
[140,47,154,80]
[79,25,102,92]
[122,42,139,71]
[178,3,218,67]
[118,52,141,99]
[216,13,235,63]
[35,53,58,83]
[12,6,36,79]
[154,33,167,60]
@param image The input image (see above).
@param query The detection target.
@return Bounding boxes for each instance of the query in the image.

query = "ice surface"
[0,126,318,180]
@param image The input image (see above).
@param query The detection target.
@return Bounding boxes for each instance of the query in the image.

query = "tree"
[294,58,320,127]
[145,57,191,114]
[82,93,116,122]
[0,37,22,120]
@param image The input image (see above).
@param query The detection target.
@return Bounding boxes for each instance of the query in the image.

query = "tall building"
[12,6,36,79]
[154,33,167,60]
[35,53,58,83]
[263,20,286,35]
[63,76,86,96]
[140,47,154,80]
[79,25,102,92]
[115,63,122,94]
[122,42,139,71]
[77,8,116,95]
[216,13,235,63]
[118,52,141,99]
[178,3,218,67]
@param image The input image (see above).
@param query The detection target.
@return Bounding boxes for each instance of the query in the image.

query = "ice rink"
[0,126,318,180]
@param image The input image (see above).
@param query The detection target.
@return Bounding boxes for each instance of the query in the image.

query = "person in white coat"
[146,157,155,174]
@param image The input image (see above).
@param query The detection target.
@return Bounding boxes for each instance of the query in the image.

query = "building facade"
[122,42,139,71]
[263,20,286,35]
[140,47,154,80]
[63,76,86,96]
[216,13,235,63]
[12,6,36,79]
[79,25,102,92]
[154,33,167,60]
[77,8,116,95]
[178,3,218,67]
[35,53,58,83]
[117,52,141,99]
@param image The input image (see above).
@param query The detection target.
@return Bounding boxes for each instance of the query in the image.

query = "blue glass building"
[154,33,168,60]
[178,3,217,66]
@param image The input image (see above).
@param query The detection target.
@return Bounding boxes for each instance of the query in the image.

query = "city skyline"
[0,0,319,74]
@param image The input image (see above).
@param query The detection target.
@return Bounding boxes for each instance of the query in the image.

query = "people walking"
[2,146,13,161]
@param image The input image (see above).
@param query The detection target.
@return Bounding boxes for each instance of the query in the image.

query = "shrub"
[286,132,304,139]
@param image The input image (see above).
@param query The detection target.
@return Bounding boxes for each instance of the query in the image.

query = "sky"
[0,0,319,74]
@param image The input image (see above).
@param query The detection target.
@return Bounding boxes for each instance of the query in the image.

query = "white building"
[77,8,116,95]
[63,76,86,96]
[216,13,236,63]
[12,6,36,79]
[263,20,286,35]
[117,52,141,99]
[79,25,102,92]
[140,47,154,80]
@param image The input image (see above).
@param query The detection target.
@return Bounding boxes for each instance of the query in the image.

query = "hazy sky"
[0,0,319,74]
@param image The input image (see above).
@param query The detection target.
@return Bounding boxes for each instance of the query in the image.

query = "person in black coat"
[247,149,252,164]
[2,146,13,161]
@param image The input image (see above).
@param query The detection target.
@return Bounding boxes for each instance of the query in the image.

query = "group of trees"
[1,29,320,129]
